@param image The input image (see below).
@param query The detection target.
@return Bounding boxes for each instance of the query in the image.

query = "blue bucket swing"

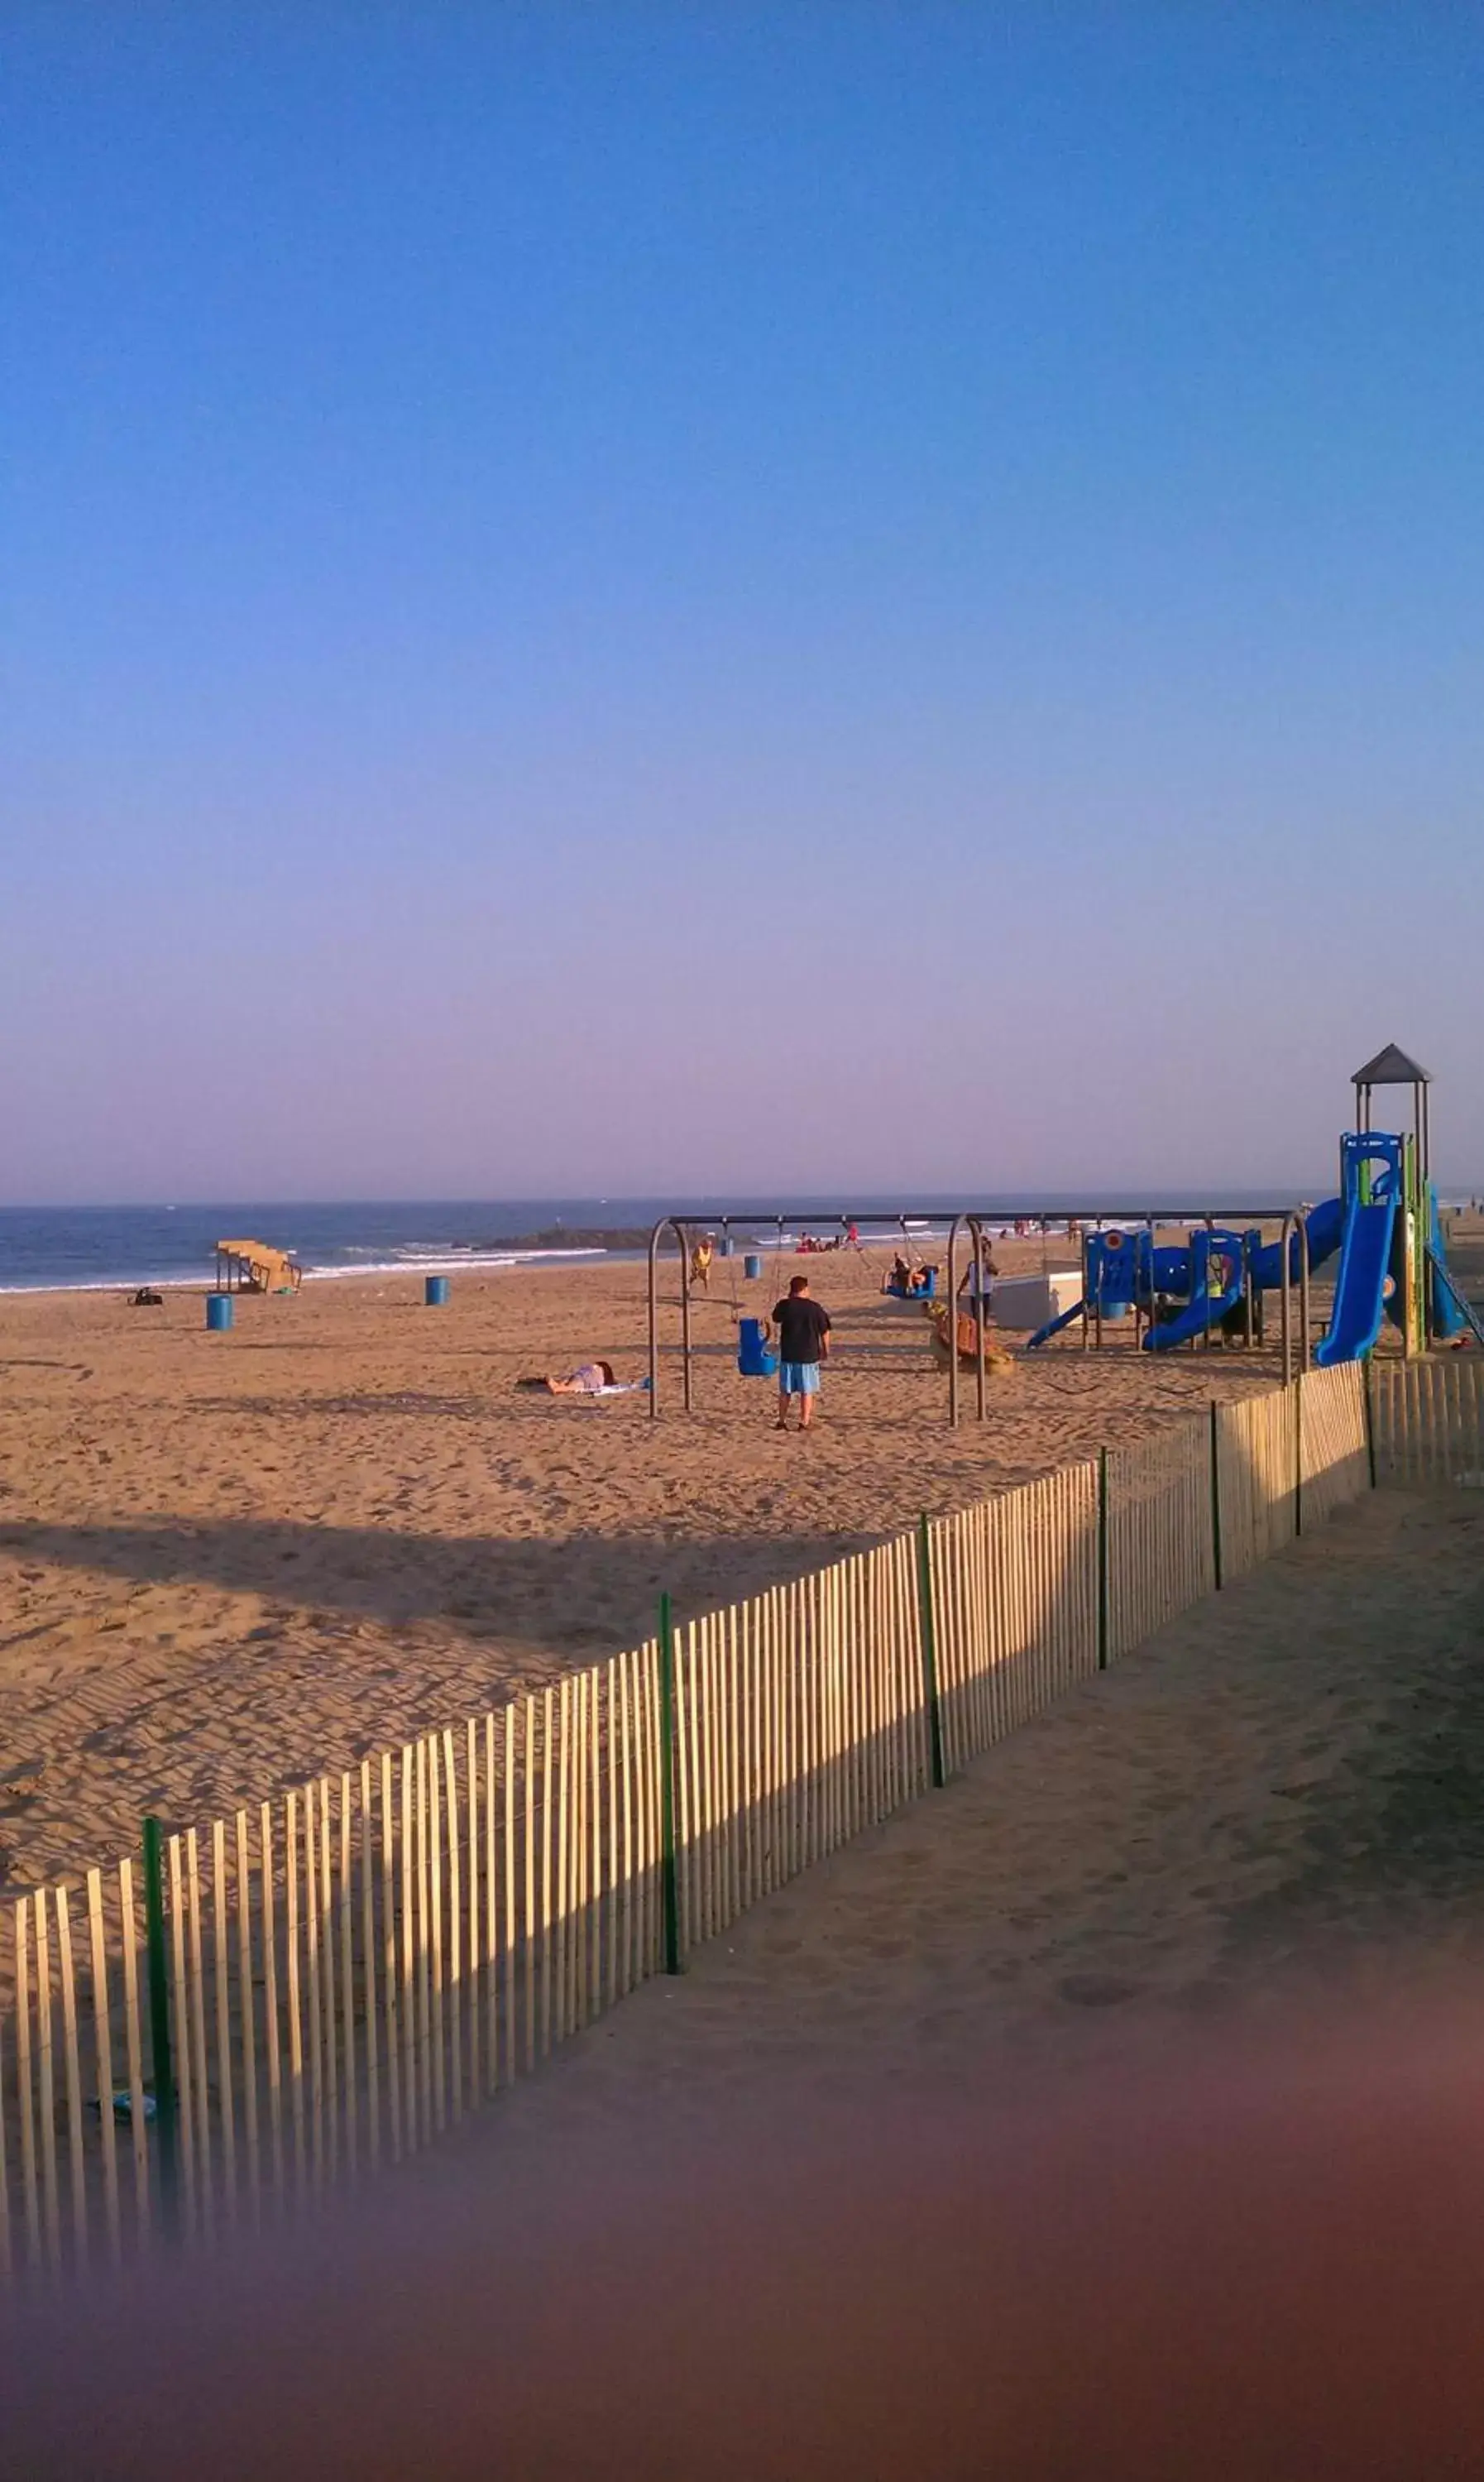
[731,1215,783,1377]
[883,1216,938,1301]
[737,1316,778,1378]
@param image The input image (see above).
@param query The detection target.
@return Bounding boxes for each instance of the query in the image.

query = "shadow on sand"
[0,1515,884,1651]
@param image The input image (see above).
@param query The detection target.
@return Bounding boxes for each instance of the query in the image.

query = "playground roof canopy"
[1352,1042,1431,1087]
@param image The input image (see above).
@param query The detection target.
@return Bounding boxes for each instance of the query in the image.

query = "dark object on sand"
[129,1287,165,1307]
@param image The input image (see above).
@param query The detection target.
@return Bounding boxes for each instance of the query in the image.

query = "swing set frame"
[647,1200,1320,1424]
[646,1205,927,1416]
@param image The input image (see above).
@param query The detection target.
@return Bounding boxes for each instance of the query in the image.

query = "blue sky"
[3,4,1482,1202]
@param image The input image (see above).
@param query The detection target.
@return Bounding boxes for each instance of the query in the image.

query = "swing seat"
[884,1267,937,1301]
[928,1305,1015,1372]
[737,1316,778,1378]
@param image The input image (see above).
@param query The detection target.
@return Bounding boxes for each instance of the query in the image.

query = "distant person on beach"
[771,1274,831,1432]
[689,1236,715,1291]
[959,1243,999,1308]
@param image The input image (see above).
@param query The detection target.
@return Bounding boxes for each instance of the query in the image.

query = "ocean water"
[0,1198,953,1292]
[0,1200,620,1293]
[0,1191,1357,1296]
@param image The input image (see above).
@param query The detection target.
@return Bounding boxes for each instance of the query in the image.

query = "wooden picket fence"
[1372,1354,1484,1484]
[2,1355,1464,2285]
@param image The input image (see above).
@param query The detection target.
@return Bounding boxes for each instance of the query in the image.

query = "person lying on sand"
[517,1361,616,1394]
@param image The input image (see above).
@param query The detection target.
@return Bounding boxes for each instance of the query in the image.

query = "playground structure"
[644,1051,1482,1422]
[1022,1047,1482,1385]
[1021,1205,1330,1370]
[1344,1043,1483,1359]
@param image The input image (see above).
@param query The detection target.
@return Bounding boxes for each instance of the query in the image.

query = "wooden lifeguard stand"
[213,1239,303,1295]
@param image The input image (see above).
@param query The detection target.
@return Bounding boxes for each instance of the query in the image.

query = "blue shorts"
[779,1360,821,1396]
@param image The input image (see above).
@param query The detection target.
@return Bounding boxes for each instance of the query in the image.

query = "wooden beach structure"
[213,1239,303,1295]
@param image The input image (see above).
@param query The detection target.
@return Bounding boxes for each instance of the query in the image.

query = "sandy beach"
[0,1239,1293,1888]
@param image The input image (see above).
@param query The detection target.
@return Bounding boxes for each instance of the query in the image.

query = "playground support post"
[646,1218,695,1418]
[1294,1371,1304,1539]
[1277,1213,1295,1383]
[975,1222,989,1422]
[1093,1221,1104,1350]
[941,1213,969,1427]
[1276,1207,1311,1385]
[1362,1356,1378,1489]
[945,1212,992,1428]
[1209,1401,1223,1590]
[656,1593,682,1972]
[916,1515,945,1788]
[1403,1133,1424,1361]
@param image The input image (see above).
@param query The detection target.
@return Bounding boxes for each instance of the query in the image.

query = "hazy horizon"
[4,1163,1479,1217]
[5,9,1482,1205]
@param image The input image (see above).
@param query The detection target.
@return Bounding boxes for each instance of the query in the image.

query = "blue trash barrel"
[424,1275,450,1306]
[206,1293,233,1333]
[719,1235,735,1258]
[744,1253,763,1281]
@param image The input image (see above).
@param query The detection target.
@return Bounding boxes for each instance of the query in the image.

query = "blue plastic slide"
[1026,1296,1086,1349]
[1314,1195,1397,1366]
[1248,1195,1345,1291]
[1143,1227,1247,1354]
[1143,1277,1246,1352]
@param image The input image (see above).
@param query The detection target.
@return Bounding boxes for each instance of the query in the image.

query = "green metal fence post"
[1097,1447,1109,1670]
[1362,1356,1378,1489]
[916,1514,945,1789]
[1209,1401,1223,1591]
[141,1814,177,2184]
[1294,1369,1304,1539]
[656,1593,682,1973]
